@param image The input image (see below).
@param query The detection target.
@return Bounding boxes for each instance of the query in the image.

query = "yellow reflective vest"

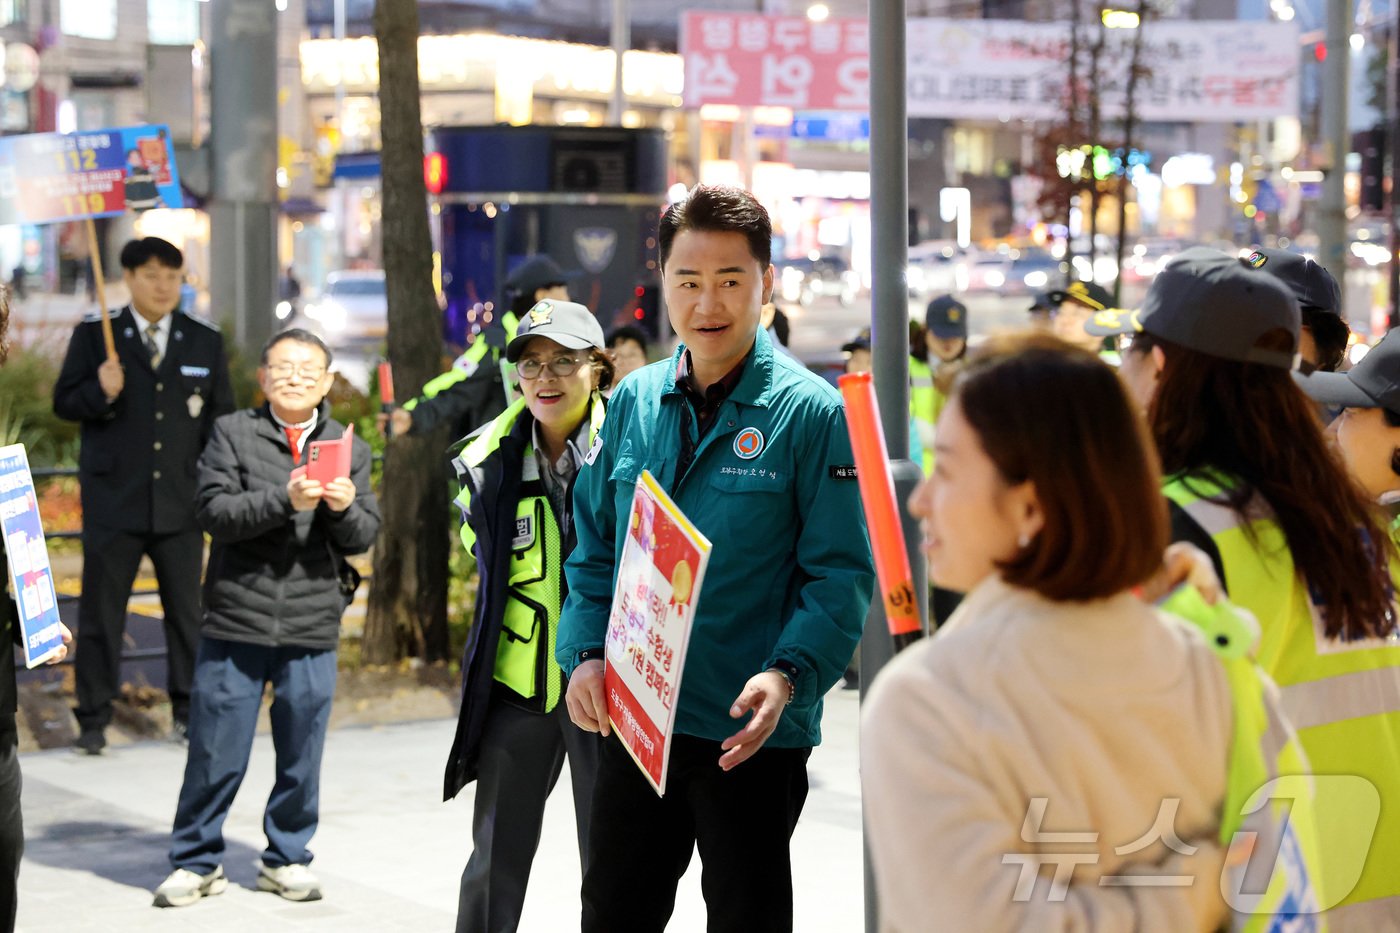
[909,357,946,475]
[1167,473,1400,925]
[405,311,519,413]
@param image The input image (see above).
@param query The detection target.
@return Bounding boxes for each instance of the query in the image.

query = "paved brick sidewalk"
[15,691,865,932]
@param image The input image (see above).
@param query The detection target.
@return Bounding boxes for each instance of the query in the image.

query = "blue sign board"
[0,445,65,668]
[790,112,870,143]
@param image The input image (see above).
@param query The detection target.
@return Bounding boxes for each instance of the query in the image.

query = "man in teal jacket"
[557,184,874,933]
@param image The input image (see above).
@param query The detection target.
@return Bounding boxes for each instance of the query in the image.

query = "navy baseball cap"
[1244,248,1341,312]
[841,328,872,354]
[1295,328,1400,418]
[926,295,969,339]
[505,299,605,362]
[1085,247,1299,369]
[505,254,577,296]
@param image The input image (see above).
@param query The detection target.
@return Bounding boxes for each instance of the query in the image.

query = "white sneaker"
[256,862,322,902]
[152,865,228,908]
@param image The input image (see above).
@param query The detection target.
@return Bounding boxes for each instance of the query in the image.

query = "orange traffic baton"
[838,371,924,653]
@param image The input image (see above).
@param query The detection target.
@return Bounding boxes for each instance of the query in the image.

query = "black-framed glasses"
[266,363,327,382]
[516,355,585,380]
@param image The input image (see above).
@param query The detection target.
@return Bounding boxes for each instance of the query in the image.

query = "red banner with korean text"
[680,11,870,111]
[604,470,711,796]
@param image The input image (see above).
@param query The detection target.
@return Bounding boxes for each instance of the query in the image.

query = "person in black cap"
[1027,292,1055,331]
[1244,247,1350,374]
[1297,327,1400,516]
[1089,247,1400,918]
[388,254,577,441]
[444,297,613,933]
[1047,280,1116,356]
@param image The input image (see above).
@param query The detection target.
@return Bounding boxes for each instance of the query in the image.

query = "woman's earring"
[1017,532,1031,549]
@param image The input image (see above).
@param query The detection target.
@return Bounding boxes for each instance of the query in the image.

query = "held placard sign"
[0,124,183,226]
[0,445,65,668]
[604,470,711,796]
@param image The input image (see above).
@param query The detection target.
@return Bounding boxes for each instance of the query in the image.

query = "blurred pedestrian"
[760,301,797,360]
[53,236,234,754]
[558,184,873,933]
[864,332,1318,930]
[0,287,73,932]
[1027,292,1055,330]
[153,329,379,908]
[1047,280,1118,361]
[1088,247,1400,924]
[605,324,649,386]
[443,300,612,933]
[389,254,575,440]
[923,295,971,625]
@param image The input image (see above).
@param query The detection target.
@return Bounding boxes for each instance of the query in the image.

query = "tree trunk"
[1113,1,1151,306]
[1086,17,1106,277]
[363,0,451,665]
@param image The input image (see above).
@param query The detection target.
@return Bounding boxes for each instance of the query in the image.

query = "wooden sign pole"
[83,214,115,361]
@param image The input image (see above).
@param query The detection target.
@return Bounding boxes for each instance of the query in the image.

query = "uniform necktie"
[145,322,161,369]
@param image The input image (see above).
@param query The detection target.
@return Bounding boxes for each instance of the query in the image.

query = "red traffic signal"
[424,152,447,194]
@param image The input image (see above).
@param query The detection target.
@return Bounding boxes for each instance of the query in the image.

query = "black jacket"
[409,356,509,441]
[0,535,19,746]
[53,307,234,534]
[196,402,380,649]
[443,406,590,800]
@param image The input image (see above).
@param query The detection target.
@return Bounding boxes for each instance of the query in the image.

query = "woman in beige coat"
[862,334,1305,932]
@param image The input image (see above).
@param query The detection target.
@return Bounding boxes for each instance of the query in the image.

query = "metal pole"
[608,0,630,126]
[865,0,928,930]
[210,0,278,353]
[1318,0,1352,290]
[1388,20,1400,329]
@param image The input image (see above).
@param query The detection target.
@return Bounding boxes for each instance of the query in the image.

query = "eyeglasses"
[266,363,327,382]
[516,355,586,380]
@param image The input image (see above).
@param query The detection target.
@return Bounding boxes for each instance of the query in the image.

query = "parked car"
[1003,249,1065,295]
[777,253,861,307]
[906,241,968,300]
[303,270,387,345]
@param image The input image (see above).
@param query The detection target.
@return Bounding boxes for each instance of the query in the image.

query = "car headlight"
[318,300,347,331]
[906,266,924,290]
[985,270,1005,288]
[275,300,293,320]
[1023,270,1048,288]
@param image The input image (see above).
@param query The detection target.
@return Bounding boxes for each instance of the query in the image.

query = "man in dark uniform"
[53,236,233,754]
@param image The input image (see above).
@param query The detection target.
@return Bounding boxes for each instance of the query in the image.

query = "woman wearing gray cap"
[441,298,614,932]
[1090,248,1400,928]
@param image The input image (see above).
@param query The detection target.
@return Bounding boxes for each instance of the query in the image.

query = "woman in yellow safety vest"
[442,298,614,933]
[1096,247,1400,928]
[864,332,1320,930]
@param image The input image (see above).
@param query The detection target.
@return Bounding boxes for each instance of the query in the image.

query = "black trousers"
[456,692,601,933]
[75,525,202,730]
[582,733,811,933]
[0,739,21,933]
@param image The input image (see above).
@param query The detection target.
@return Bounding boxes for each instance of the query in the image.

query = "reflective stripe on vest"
[1166,473,1400,917]
[909,358,941,475]
[406,311,521,411]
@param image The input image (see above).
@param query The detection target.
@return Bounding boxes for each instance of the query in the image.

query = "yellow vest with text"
[1166,473,1400,925]
[453,393,602,711]
[909,357,944,475]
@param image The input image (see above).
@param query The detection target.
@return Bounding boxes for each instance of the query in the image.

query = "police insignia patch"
[1246,251,1268,269]
[528,301,554,326]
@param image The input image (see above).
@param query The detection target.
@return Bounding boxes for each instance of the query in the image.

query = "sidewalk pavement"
[15,688,866,932]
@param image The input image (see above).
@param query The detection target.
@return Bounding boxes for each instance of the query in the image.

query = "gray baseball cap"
[1295,327,1400,418]
[505,299,606,363]
[1084,247,1300,369]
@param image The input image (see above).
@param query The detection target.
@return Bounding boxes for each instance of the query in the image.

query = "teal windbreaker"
[558,328,874,748]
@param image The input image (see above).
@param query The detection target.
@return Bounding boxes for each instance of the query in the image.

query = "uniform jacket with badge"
[195,401,380,650]
[443,394,605,799]
[558,327,875,749]
[53,307,234,534]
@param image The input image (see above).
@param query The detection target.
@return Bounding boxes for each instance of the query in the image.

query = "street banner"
[0,124,183,226]
[680,13,1298,123]
[604,470,710,796]
[680,11,870,110]
[0,445,66,668]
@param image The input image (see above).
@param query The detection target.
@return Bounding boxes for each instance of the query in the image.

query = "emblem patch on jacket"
[733,427,765,460]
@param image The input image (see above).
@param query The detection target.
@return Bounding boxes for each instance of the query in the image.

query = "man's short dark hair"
[659,185,772,271]
[606,325,649,351]
[119,237,184,271]
[260,328,333,368]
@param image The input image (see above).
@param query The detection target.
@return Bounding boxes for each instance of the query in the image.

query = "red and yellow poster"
[604,470,711,796]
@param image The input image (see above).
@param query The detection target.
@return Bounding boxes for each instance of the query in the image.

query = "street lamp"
[807,3,830,22]
[1101,9,1141,29]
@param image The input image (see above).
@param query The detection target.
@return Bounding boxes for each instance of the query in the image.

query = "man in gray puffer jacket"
[153,329,380,909]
